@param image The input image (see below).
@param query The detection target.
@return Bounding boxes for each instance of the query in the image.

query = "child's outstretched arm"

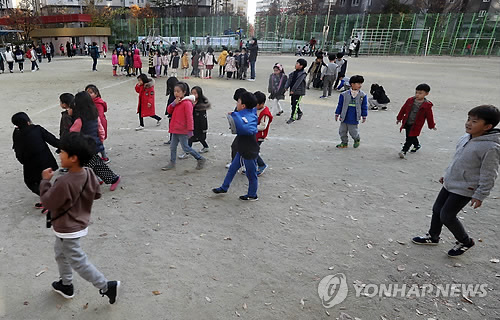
[41,126,60,149]
[335,95,344,121]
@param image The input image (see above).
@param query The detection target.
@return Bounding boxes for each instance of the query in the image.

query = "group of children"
[112,48,143,77]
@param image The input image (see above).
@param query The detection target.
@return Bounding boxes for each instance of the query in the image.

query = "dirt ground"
[0,53,499,320]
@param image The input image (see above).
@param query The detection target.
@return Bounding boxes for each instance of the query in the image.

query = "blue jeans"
[170,133,202,163]
[221,152,258,197]
[250,60,256,79]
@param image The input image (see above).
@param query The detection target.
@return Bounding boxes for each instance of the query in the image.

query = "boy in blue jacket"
[335,75,368,148]
[412,105,500,257]
[213,91,260,201]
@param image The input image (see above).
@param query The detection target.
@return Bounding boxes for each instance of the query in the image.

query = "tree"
[268,0,280,16]
[4,0,41,41]
[288,0,311,15]
[414,0,464,13]
[382,0,412,14]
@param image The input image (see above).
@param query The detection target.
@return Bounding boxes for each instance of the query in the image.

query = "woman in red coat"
[133,49,142,75]
[135,74,162,130]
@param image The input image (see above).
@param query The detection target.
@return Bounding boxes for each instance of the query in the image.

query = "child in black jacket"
[12,112,59,209]
[369,83,390,110]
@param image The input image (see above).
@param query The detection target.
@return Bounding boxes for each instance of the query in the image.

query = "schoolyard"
[0,53,499,320]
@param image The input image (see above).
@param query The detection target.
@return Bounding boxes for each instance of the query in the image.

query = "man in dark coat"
[247,37,258,81]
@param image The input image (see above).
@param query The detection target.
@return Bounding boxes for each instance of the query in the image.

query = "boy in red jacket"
[40,132,120,304]
[396,84,437,159]
[254,91,273,176]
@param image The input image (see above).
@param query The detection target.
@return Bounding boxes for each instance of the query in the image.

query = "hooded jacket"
[217,50,228,66]
[167,95,195,135]
[93,97,108,139]
[397,97,435,137]
[285,69,307,96]
[133,49,142,68]
[443,130,500,201]
[193,99,211,138]
[135,78,156,117]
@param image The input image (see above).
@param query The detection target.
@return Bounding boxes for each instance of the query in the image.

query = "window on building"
[483,0,490,2]
[478,10,487,17]
[339,0,346,6]
[352,0,360,6]
[368,0,372,5]
[449,0,454,3]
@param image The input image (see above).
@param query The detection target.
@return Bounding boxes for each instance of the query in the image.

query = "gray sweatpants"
[54,237,108,290]
[322,75,336,96]
[339,122,360,144]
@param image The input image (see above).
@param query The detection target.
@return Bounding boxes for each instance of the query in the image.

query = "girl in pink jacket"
[133,49,142,75]
[111,49,118,76]
[162,82,206,171]
[85,84,110,163]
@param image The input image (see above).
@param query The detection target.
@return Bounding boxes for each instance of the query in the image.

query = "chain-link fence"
[111,13,500,56]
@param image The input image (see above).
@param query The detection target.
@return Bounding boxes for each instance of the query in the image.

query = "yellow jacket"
[217,50,228,66]
[181,55,189,68]
[118,54,125,66]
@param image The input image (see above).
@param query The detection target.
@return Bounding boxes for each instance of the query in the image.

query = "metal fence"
[111,13,500,56]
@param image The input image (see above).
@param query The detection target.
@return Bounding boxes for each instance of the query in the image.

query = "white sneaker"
[199,147,209,153]
[178,153,189,159]
[247,78,255,81]
[32,70,36,72]
[225,163,231,169]
[135,126,144,131]
[156,119,162,126]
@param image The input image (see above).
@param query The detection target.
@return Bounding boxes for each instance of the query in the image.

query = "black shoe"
[370,106,379,110]
[297,112,303,120]
[239,195,258,201]
[381,106,388,110]
[52,279,74,299]
[410,144,421,153]
[447,239,474,257]
[212,187,227,194]
[412,234,439,245]
[286,118,295,124]
[100,281,120,304]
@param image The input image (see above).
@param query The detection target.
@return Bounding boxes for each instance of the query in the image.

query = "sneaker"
[196,158,206,170]
[370,106,379,110]
[239,195,258,201]
[161,162,175,171]
[297,112,303,120]
[100,281,120,304]
[225,162,231,169]
[447,239,475,257]
[336,143,348,148]
[164,140,171,145]
[247,78,255,81]
[381,106,388,110]
[101,157,110,164]
[32,70,36,72]
[240,167,246,174]
[212,187,227,194]
[52,280,74,299]
[110,176,121,191]
[279,110,284,115]
[412,234,439,245]
[398,151,406,159]
[135,126,144,131]
[257,164,268,176]
[410,144,421,153]
[353,139,360,148]
[35,202,44,209]
[199,147,210,153]
[178,153,190,159]
[286,118,295,124]
[319,95,327,99]
[156,119,162,126]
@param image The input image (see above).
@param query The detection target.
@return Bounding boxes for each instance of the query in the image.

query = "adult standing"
[46,43,52,62]
[90,42,99,71]
[247,37,258,81]
[353,36,361,57]
[141,39,146,57]
[4,46,15,73]
[14,45,25,73]
[309,37,317,56]
[50,42,55,58]
[66,41,71,57]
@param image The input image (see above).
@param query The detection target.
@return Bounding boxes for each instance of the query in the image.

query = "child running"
[334,75,368,148]
[40,132,120,304]
[412,105,500,257]
[85,84,110,163]
[69,91,121,191]
[212,91,260,200]
[162,82,206,171]
[268,63,287,116]
[12,112,59,211]
[397,84,436,158]
[135,74,162,130]
[285,58,307,124]
[254,91,273,176]
[179,86,211,158]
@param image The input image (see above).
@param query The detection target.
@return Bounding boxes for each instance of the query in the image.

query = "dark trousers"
[139,114,161,127]
[47,54,52,62]
[31,60,38,70]
[219,65,225,76]
[92,57,98,71]
[428,187,471,244]
[256,141,265,167]
[8,61,14,71]
[86,154,119,184]
[188,136,208,148]
[291,94,303,120]
[250,60,256,79]
[402,124,419,152]
[227,71,233,79]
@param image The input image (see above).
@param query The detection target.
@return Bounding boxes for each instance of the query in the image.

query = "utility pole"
[321,0,333,50]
